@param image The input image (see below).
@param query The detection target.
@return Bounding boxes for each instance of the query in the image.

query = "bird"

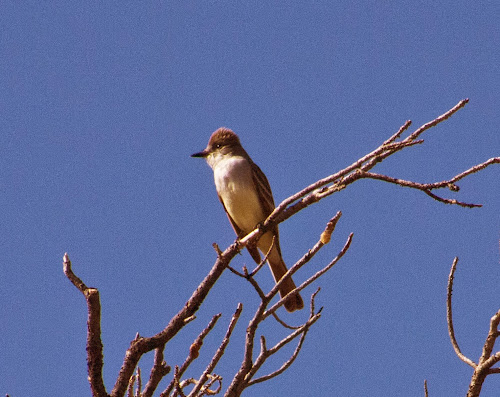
[191,127,304,312]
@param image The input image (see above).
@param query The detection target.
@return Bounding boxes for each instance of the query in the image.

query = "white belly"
[213,156,265,233]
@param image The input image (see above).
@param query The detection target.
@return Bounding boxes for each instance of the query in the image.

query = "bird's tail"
[267,254,304,312]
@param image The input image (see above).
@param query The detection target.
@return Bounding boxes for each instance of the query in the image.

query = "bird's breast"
[213,156,264,233]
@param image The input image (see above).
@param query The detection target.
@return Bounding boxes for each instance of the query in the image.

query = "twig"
[143,345,170,397]
[447,255,500,397]
[382,120,412,145]
[248,293,322,386]
[358,162,500,208]
[127,374,135,397]
[406,99,469,141]
[189,304,243,397]
[264,231,353,319]
[227,236,277,281]
[270,311,301,330]
[447,257,476,368]
[162,314,222,397]
[172,366,188,397]
[264,212,344,315]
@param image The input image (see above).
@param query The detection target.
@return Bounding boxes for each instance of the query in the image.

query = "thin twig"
[382,120,412,145]
[162,314,222,397]
[250,235,277,277]
[264,232,353,319]
[264,212,344,315]
[407,99,469,141]
[189,304,243,397]
[270,311,301,330]
[172,366,188,397]
[447,257,476,368]
[479,309,500,368]
[357,164,500,208]
[247,312,321,386]
[249,290,323,386]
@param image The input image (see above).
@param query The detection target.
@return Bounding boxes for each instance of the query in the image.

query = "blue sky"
[1,2,499,396]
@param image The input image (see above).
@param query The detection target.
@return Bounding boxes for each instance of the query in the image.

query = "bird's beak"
[191,148,209,158]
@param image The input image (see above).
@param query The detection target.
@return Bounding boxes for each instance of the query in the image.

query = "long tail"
[269,256,304,312]
[261,234,303,312]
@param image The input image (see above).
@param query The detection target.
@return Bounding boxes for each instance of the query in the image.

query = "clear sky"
[1,2,499,396]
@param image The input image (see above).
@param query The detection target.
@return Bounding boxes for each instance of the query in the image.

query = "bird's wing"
[250,161,282,255]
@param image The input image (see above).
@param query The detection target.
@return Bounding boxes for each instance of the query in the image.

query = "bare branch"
[162,314,222,397]
[447,255,500,397]
[263,212,345,315]
[447,257,476,368]
[382,119,412,145]
[63,253,107,397]
[143,346,170,397]
[127,374,135,397]
[248,292,322,386]
[264,231,353,319]
[172,366,188,397]
[406,98,469,141]
[270,311,301,330]
[249,235,277,277]
[357,160,500,208]
[189,304,243,397]
[479,309,500,369]
[110,242,241,397]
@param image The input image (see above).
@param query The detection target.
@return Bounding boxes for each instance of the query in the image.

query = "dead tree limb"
[63,253,108,397]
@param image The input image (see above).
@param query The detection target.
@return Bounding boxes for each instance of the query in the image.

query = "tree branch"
[446,255,500,397]
[143,346,170,397]
[63,253,108,397]
[447,257,476,368]
[248,291,322,386]
[188,304,243,397]
[110,243,241,397]
[357,156,500,208]
[161,314,221,397]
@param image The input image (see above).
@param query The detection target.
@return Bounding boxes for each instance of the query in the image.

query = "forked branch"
[446,256,500,397]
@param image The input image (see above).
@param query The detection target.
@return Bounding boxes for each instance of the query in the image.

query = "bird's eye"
[215,144,222,149]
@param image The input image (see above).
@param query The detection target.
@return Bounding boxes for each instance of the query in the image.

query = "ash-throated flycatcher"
[192,127,304,312]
